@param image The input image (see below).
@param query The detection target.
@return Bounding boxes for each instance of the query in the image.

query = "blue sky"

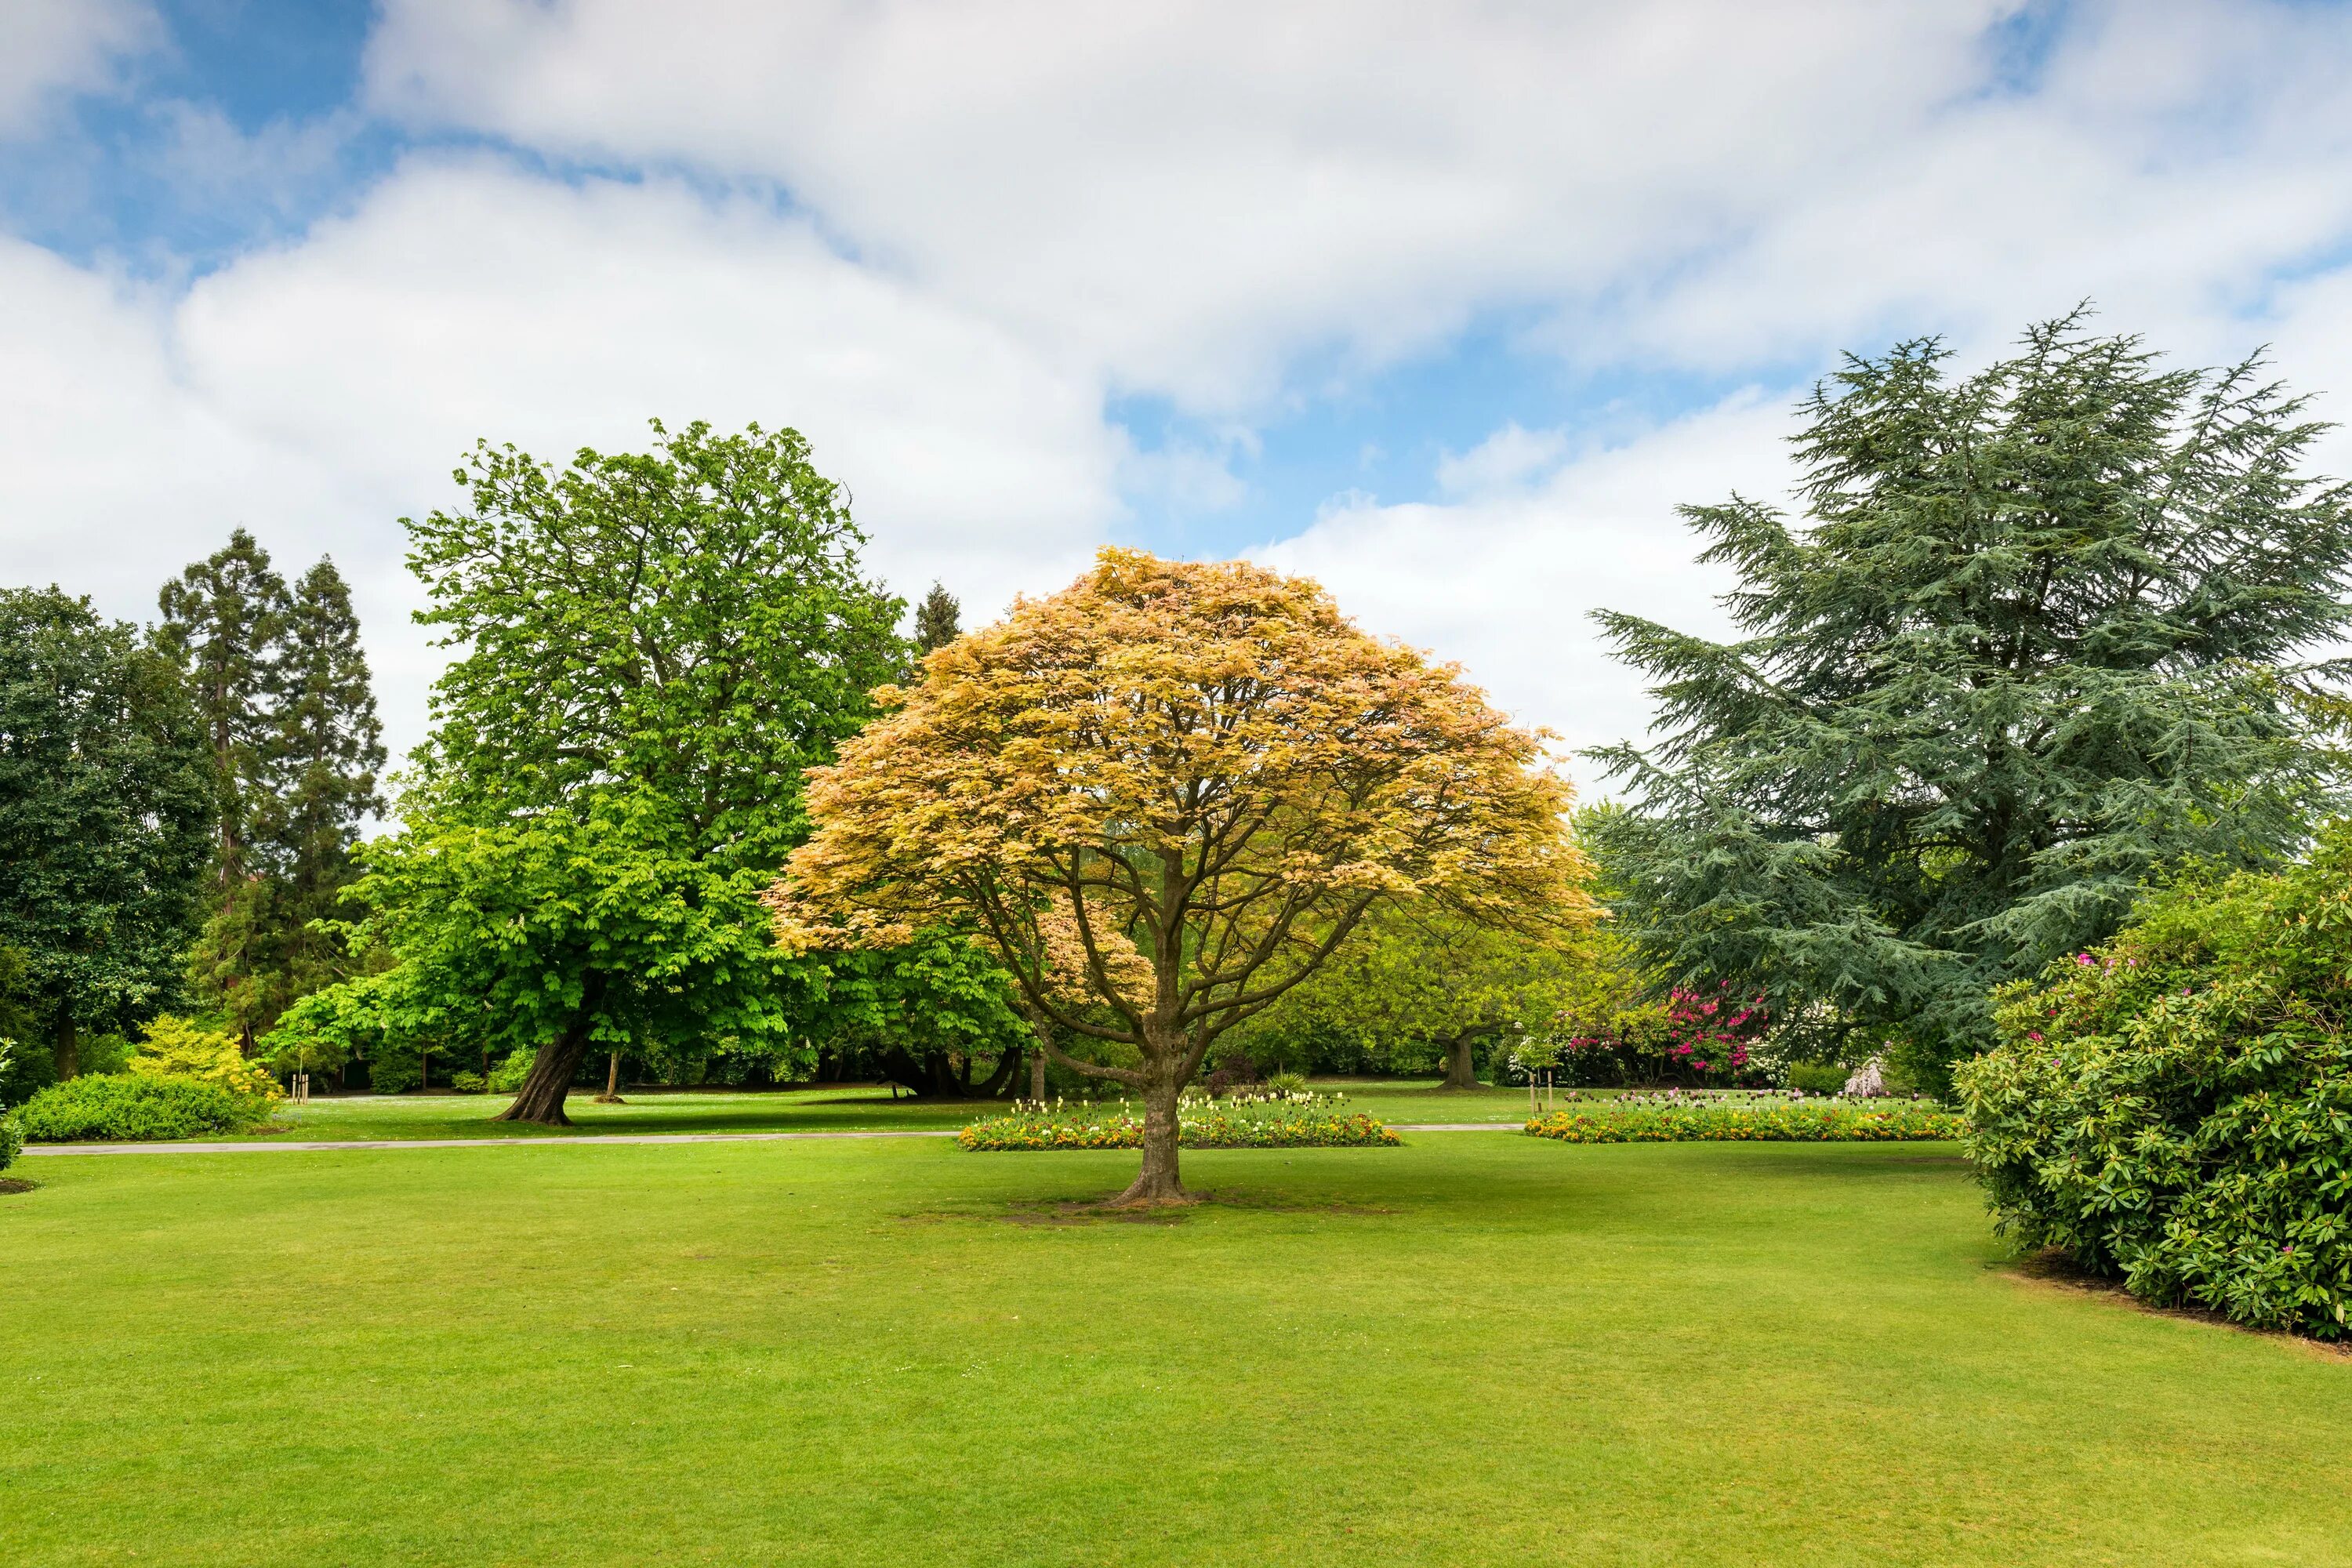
[5,0,2352,777]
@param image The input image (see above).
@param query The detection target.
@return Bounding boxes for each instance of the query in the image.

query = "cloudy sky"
[6,0,2352,793]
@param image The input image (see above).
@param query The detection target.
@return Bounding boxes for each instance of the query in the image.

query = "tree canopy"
[0,587,213,1079]
[773,549,1592,1202]
[1588,313,2352,1088]
[1229,902,1588,1089]
[336,419,905,1122]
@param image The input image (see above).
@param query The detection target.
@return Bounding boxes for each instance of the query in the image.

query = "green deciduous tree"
[1231,903,1587,1090]
[0,588,214,1079]
[1589,314,2352,1090]
[337,419,904,1123]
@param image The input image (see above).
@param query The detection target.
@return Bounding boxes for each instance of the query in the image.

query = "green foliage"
[1526,1102,1962,1143]
[815,926,1029,1094]
[16,1073,262,1142]
[1591,314,2352,1092]
[0,1109,19,1172]
[1784,1062,1852,1095]
[911,580,961,659]
[487,1047,535,1094]
[1264,1071,1308,1098]
[355,791,817,1065]
[1230,902,1588,1082]
[255,971,387,1077]
[0,587,215,1069]
[958,1093,1399,1150]
[180,552,387,1044]
[450,1072,487,1094]
[132,1015,279,1100]
[339,419,904,1118]
[156,527,287,882]
[1958,826,2352,1338]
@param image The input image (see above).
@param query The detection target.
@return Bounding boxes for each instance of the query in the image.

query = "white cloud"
[361,0,2013,409]
[1258,392,1783,792]
[0,0,154,136]
[9,0,2352,797]
[0,155,1123,771]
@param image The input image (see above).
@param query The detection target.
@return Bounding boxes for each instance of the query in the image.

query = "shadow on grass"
[896,1188,1403,1228]
[2002,1247,2352,1360]
[0,1177,40,1196]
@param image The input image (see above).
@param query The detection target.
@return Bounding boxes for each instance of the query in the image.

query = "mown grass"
[5,1134,2348,1565]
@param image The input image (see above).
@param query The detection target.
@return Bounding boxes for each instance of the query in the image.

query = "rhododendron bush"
[1957,825,2352,1339]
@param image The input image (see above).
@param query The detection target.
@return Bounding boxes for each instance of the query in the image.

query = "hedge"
[960,1099,1399,1151]
[16,1073,264,1142]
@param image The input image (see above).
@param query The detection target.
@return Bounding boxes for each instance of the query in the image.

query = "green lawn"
[5,1134,2348,1565]
[150,1078,1547,1142]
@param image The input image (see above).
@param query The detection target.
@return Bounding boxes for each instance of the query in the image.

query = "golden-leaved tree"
[769,550,1592,1203]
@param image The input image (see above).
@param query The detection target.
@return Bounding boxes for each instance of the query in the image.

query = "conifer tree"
[1589,313,2352,1090]
[171,544,386,1046]
[912,581,962,658]
[157,528,288,885]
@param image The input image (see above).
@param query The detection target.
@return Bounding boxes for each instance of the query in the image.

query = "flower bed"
[960,1094,1400,1152]
[1525,1101,1964,1144]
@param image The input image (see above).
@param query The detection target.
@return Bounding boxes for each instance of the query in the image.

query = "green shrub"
[487,1048,535,1094]
[365,1056,420,1094]
[1958,828,2352,1340]
[961,1093,1399,1151]
[0,1111,20,1172]
[451,1071,487,1094]
[16,1073,263,1142]
[1784,1061,1850,1095]
[1526,1101,1962,1143]
[1264,1071,1308,1098]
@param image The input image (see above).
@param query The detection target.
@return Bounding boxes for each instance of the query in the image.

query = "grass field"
[108,1078,1549,1142]
[6,1132,2349,1565]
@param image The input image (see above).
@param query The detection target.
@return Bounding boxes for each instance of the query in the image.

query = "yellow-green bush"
[134,1015,280,1101]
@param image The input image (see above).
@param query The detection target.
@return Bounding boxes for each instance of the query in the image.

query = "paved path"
[20,1122,1518,1157]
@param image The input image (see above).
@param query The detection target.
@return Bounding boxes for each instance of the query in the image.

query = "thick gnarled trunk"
[1113,1045,1194,1207]
[495,1014,597,1126]
[1441,1029,1482,1091]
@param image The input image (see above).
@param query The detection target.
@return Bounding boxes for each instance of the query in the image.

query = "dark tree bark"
[1441,1028,1484,1091]
[1114,1068,1189,1206]
[977,1044,1021,1098]
[495,998,600,1126]
[53,1016,78,1081]
[1029,1047,1046,1102]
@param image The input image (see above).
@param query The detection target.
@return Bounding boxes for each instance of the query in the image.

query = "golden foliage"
[769,549,1594,1085]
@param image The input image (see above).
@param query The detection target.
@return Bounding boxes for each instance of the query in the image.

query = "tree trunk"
[1029,1047,1047,1103]
[1113,1073,1191,1207]
[53,1016,78,1081]
[977,1044,1021,1098]
[593,1050,624,1104]
[495,1018,596,1126]
[1441,1029,1481,1091]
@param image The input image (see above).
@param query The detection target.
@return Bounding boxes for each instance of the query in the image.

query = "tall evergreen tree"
[0,588,214,1078]
[157,528,288,885]
[912,581,962,658]
[1589,313,2352,1090]
[187,557,387,1045]
[263,557,386,895]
